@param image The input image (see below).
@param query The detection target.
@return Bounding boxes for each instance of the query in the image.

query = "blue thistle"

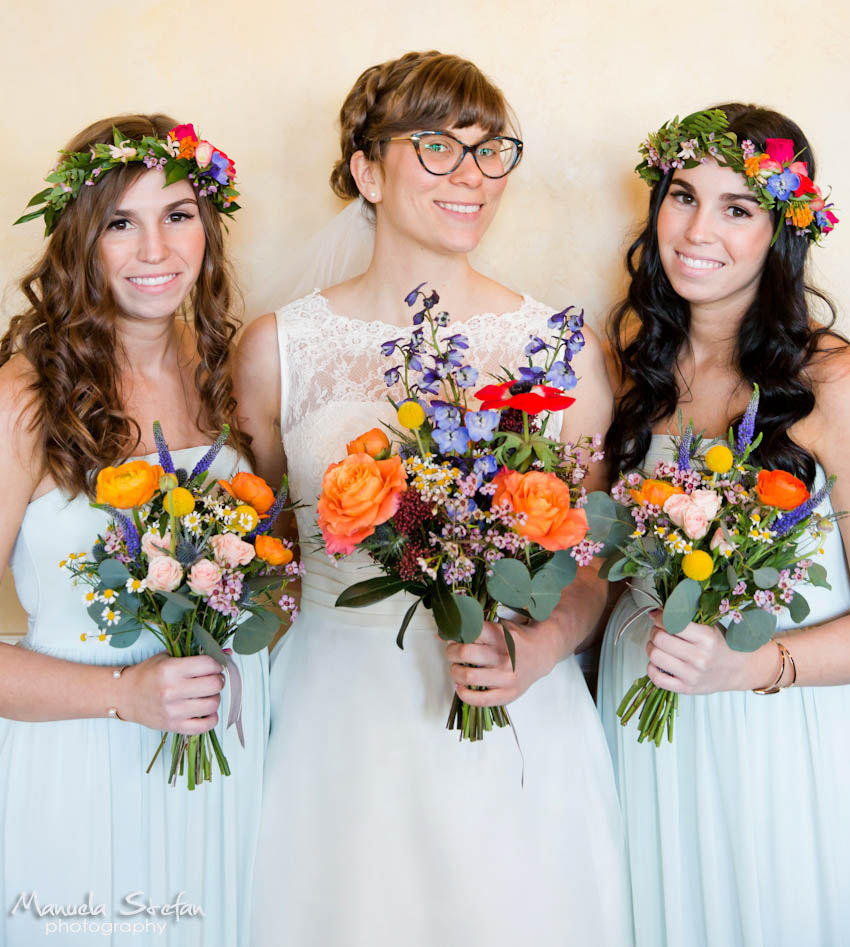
[246,476,289,539]
[772,476,835,536]
[152,421,175,474]
[188,425,230,481]
[677,421,693,471]
[104,507,141,560]
[736,384,760,455]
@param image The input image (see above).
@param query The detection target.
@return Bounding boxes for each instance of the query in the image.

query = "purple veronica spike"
[104,507,141,560]
[677,423,693,471]
[736,385,760,454]
[188,425,230,481]
[152,421,175,474]
[246,477,290,539]
[772,477,834,536]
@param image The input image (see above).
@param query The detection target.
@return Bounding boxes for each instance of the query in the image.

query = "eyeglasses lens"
[417,135,518,177]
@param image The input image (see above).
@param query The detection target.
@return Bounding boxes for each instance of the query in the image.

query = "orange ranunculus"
[756,469,809,510]
[318,453,407,555]
[346,428,390,459]
[254,535,294,567]
[492,468,588,552]
[217,471,275,514]
[96,460,164,509]
[628,478,684,508]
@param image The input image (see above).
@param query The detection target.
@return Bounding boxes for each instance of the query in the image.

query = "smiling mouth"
[127,274,178,286]
[677,252,724,270]
[435,201,482,215]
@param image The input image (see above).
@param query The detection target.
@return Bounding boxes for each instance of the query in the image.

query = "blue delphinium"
[432,426,469,453]
[465,410,501,443]
[455,366,479,388]
[765,170,800,201]
[546,361,577,390]
[404,282,427,306]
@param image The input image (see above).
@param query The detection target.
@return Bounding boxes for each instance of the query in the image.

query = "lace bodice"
[276,290,563,538]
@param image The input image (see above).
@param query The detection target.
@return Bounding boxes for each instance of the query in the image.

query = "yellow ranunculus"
[682,550,713,582]
[96,460,164,509]
[164,487,195,517]
[397,400,425,430]
[705,444,734,474]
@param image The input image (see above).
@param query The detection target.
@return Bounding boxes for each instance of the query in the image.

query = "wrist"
[105,664,130,721]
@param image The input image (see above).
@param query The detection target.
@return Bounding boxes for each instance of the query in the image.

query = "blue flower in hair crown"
[636,108,838,246]
[16,123,240,236]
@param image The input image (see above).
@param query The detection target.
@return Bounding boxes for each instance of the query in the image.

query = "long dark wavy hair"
[606,103,843,488]
[0,113,249,498]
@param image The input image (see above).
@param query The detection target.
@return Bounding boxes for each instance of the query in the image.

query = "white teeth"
[128,274,177,286]
[436,202,481,214]
[678,253,723,270]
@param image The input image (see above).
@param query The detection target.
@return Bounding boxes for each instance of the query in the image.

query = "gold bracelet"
[752,641,792,695]
[106,664,128,720]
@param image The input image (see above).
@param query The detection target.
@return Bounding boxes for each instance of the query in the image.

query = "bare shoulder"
[808,338,850,412]
[236,312,280,367]
[0,353,42,487]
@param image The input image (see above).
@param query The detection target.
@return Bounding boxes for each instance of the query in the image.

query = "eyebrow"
[670,177,760,205]
[112,197,199,216]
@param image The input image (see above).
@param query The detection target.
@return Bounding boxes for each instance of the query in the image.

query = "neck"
[685,300,746,367]
[115,313,185,376]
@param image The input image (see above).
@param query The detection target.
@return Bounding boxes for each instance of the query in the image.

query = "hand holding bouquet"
[317,285,606,742]
[62,424,300,787]
[592,387,837,745]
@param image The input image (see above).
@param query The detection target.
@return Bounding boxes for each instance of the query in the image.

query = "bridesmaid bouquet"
[62,423,299,788]
[316,285,605,742]
[592,387,837,745]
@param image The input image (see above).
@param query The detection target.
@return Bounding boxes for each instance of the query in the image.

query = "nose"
[683,203,715,245]
[448,147,485,186]
[138,223,168,263]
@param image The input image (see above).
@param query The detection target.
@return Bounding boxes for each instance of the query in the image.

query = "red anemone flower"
[475,380,576,415]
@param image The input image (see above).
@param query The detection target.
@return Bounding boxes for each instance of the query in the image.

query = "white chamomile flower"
[182,511,203,535]
[81,589,99,607]
[99,587,119,604]
[125,577,146,593]
[219,508,236,525]
[101,607,120,627]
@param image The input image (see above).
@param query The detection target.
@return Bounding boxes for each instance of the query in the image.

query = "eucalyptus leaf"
[752,566,780,589]
[788,592,811,625]
[452,593,485,643]
[486,558,532,610]
[528,571,563,621]
[117,589,140,615]
[159,589,195,611]
[97,558,130,587]
[806,563,831,589]
[605,557,629,583]
[598,554,625,581]
[431,576,461,641]
[725,607,777,652]
[583,491,633,556]
[538,550,577,589]
[335,575,407,608]
[662,578,702,635]
[108,626,142,649]
[232,608,280,654]
[192,623,227,666]
[160,599,191,625]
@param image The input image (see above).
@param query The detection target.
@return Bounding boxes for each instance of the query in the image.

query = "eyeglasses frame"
[381,130,524,179]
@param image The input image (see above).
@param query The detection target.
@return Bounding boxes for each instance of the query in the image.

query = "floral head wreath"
[636,108,838,245]
[15,123,240,236]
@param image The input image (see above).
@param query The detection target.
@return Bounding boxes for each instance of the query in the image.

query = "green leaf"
[528,570,563,621]
[395,598,421,650]
[452,593,485,643]
[725,608,777,652]
[502,622,517,671]
[163,161,190,186]
[598,554,624,581]
[14,208,47,225]
[108,625,142,649]
[246,574,285,592]
[710,570,730,591]
[752,566,780,589]
[605,557,629,582]
[662,578,702,635]
[431,576,461,641]
[192,623,227,667]
[160,599,190,625]
[787,592,810,625]
[583,491,633,556]
[98,558,130,587]
[486,558,532,610]
[537,550,577,589]
[232,608,280,654]
[698,589,722,617]
[117,589,140,615]
[726,565,738,588]
[335,575,406,608]
[807,562,831,589]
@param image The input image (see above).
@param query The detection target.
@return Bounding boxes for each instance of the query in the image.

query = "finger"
[449,663,513,690]
[445,642,503,667]
[646,646,691,681]
[455,685,513,707]
[177,712,220,735]
[646,663,685,692]
[646,627,697,661]
[175,655,223,678]
[173,695,221,720]
[477,621,509,646]
[179,673,226,699]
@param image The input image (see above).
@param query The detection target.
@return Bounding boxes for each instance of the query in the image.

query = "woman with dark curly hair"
[0,114,267,947]
[598,103,850,946]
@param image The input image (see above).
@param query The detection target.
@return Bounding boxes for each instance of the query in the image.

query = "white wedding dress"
[597,435,850,947]
[0,446,269,947]
[253,291,633,947]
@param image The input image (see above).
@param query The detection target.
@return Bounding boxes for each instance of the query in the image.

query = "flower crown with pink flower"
[636,108,838,245]
[15,123,240,236]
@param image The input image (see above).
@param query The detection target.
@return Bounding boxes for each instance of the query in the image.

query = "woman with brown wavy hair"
[0,114,267,947]
[240,51,631,947]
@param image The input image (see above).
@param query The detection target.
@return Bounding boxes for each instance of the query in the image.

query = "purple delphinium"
[405,282,427,306]
[152,421,175,474]
[525,336,547,356]
[188,425,230,481]
[736,385,760,454]
[518,365,545,384]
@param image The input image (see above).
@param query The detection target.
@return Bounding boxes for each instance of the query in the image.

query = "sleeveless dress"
[253,291,633,947]
[0,446,269,947]
[597,434,850,947]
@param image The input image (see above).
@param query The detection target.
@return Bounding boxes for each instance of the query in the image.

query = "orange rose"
[217,471,275,514]
[255,535,294,567]
[96,460,164,509]
[756,469,809,510]
[492,469,588,552]
[346,427,390,459]
[318,453,407,555]
[628,478,684,507]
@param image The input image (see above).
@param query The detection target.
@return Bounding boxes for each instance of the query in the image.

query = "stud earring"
[370,191,377,199]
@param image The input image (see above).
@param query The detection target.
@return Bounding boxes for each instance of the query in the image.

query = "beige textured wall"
[2,0,849,636]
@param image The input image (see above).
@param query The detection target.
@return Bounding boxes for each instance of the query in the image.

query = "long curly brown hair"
[1,113,250,498]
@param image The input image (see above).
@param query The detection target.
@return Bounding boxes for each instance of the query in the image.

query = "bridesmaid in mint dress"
[0,115,268,946]
[597,103,850,946]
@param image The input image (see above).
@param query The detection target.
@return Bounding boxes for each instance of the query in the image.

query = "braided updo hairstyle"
[330,50,516,203]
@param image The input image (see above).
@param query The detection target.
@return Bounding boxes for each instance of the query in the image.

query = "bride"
[237,51,632,946]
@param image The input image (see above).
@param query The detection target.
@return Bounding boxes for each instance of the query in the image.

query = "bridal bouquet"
[594,387,836,745]
[316,284,604,742]
[62,423,299,788]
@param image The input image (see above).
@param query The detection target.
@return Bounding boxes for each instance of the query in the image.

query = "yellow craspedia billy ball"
[397,400,426,430]
[164,487,195,517]
[705,444,734,474]
[682,550,714,582]
[233,504,259,533]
